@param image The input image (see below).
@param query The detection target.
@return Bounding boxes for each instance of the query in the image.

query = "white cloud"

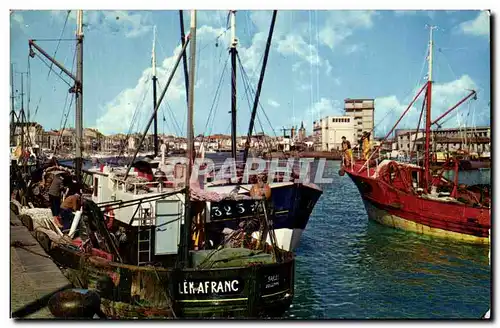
[268,99,280,108]
[276,34,332,74]
[10,11,27,31]
[95,23,233,135]
[296,82,311,92]
[197,10,229,28]
[239,32,267,76]
[242,11,333,77]
[459,11,490,37]
[319,11,377,51]
[344,44,364,54]
[51,10,153,38]
[374,75,481,135]
[96,44,187,134]
[393,10,439,20]
[292,62,302,72]
[307,98,343,119]
[393,10,419,16]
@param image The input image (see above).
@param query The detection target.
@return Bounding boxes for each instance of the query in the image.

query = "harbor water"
[287,160,490,319]
[66,156,491,319]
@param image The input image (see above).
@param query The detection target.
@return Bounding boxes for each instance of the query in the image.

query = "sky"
[9,9,491,138]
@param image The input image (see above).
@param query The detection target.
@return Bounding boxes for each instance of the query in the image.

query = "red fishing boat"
[340,26,490,244]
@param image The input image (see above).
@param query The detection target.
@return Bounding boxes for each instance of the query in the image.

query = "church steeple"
[298,121,306,141]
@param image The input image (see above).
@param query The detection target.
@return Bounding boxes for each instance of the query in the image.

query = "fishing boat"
[200,10,322,251]
[340,26,490,244]
[17,10,296,318]
[82,10,322,252]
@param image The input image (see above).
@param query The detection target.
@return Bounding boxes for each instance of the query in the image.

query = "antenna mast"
[152,26,159,156]
[10,64,16,146]
[75,9,84,184]
[180,9,197,268]
[230,10,238,160]
[20,73,25,169]
[424,25,436,189]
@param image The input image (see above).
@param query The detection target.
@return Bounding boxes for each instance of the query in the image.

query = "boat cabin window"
[412,171,419,188]
[93,177,98,197]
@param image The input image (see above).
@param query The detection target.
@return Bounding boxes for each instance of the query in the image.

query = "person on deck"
[361,131,372,161]
[48,173,64,227]
[341,136,353,166]
[249,174,271,200]
[59,193,82,232]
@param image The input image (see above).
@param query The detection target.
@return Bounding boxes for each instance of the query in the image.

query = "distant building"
[344,98,375,141]
[313,116,356,151]
[11,122,44,148]
[41,130,59,150]
[394,126,491,154]
[298,121,306,142]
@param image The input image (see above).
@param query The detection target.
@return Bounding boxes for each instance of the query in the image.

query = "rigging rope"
[156,79,183,136]
[237,53,278,139]
[196,54,230,153]
[54,95,75,155]
[52,46,77,155]
[165,101,182,136]
[27,56,31,122]
[237,57,271,150]
[33,53,73,88]
[371,43,430,136]
[47,10,71,80]
[115,77,151,158]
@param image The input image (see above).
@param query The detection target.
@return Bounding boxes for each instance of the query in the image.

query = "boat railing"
[110,176,176,195]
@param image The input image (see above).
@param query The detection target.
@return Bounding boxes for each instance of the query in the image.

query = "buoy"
[48,289,101,319]
[18,214,34,231]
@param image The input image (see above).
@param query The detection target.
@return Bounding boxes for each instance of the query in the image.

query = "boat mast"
[424,25,436,190]
[179,10,190,105]
[122,37,191,180]
[20,73,25,152]
[152,26,159,156]
[180,9,196,268]
[243,10,277,163]
[230,10,238,160]
[75,9,84,184]
[10,64,16,147]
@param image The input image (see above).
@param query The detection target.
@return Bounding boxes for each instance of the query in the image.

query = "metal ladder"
[136,205,154,265]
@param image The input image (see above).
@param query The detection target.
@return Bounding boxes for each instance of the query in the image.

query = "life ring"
[103,206,115,230]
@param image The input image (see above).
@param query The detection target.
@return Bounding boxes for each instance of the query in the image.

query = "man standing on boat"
[361,131,372,161]
[48,172,64,227]
[59,193,82,231]
[341,136,352,166]
[250,174,271,200]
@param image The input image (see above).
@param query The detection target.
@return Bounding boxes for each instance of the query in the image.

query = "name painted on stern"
[264,274,280,289]
[178,279,243,295]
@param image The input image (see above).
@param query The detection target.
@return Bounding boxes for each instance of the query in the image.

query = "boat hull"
[207,182,323,251]
[362,198,489,244]
[345,162,490,244]
[50,246,295,318]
